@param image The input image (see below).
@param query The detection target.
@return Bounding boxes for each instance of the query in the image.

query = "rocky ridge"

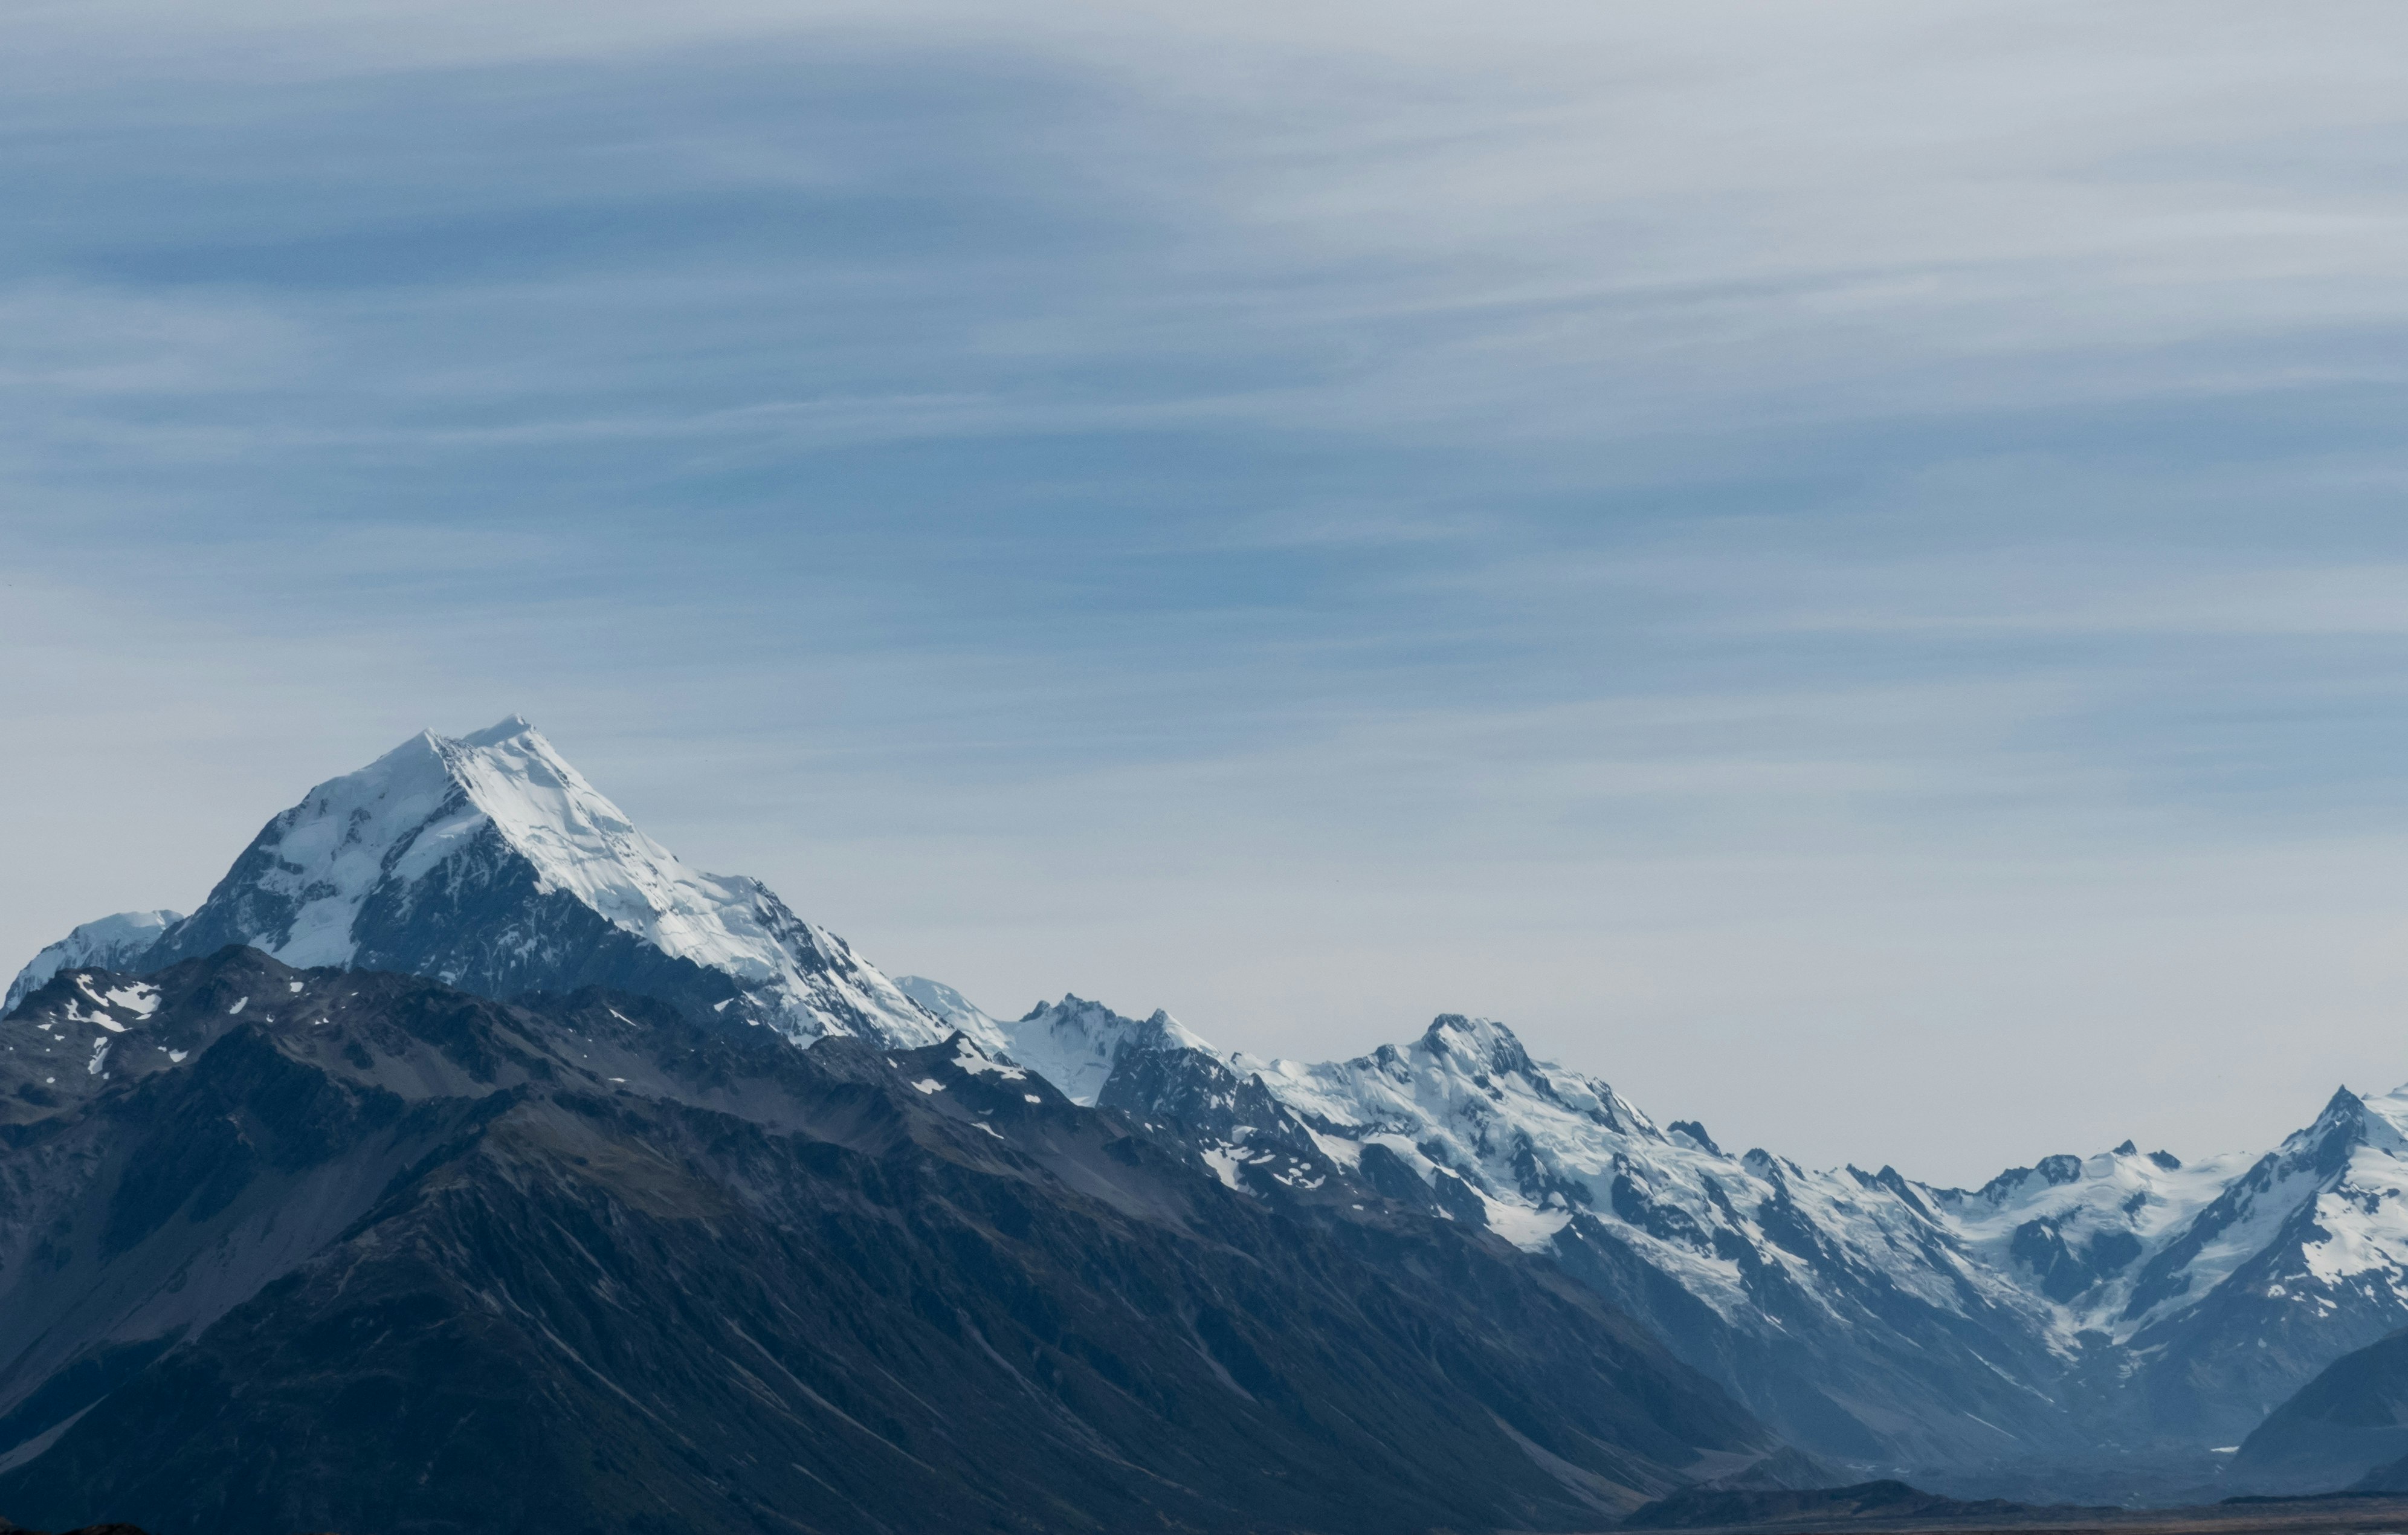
[0,948,1769,1534]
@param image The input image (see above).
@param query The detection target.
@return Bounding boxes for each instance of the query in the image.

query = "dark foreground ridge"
[1624,1480,2079,1530]
[1618,1485,2408,1535]
[0,948,1769,1535]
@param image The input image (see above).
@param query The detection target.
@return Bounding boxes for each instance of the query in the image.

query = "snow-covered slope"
[1923,1143,2247,1327]
[2104,1087,2408,1440]
[895,981,1216,1107]
[894,975,1002,1040]
[1000,995,1212,1107]
[903,984,2408,1475]
[1225,1015,2078,1466]
[1,910,181,1016]
[6,719,947,1047]
[1920,1086,2408,1443]
[885,984,2094,1465]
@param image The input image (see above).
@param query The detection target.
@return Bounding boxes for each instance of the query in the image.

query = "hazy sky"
[7,0,2408,1185]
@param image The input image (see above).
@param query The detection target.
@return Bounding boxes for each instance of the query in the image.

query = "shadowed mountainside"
[0,948,1769,1535]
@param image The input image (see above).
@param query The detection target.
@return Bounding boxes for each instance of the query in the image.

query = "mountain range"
[11,718,2408,1525]
[0,946,1780,1534]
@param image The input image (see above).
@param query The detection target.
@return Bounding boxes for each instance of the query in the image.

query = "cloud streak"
[4,0,2408,1181]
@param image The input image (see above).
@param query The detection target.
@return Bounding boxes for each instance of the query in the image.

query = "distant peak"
[1668,1119,1722,1155]
[1134,1008,1215,1055]
[1666,1113,1724,1147]
[454,714,539,748]
[2318,1085,2367,1123]
[1421,1014,1534,1076]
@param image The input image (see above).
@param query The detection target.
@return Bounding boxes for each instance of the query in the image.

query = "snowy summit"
[5,717,957,1048]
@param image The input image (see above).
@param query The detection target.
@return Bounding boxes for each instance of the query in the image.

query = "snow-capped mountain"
[903,978,2408,1481]
[1,910,182,1016]
[894,984,1215,1108]
[6,719,951,1048]
[1916,1085,2408,1448]
[874,987,2071,1465]
[1923,1142,2248,1322]
[19,718,2408,1490]
[2109,1087,2408,1438]
[1240,1013,2079,1467]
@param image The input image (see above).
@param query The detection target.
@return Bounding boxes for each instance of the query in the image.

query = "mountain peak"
[455,713,538,748]
[1,909,184,1016]
[2295,1087,2376,1166]
[8,722,946,1049]
[982,994,1219,1106]
[1419,1013,1535,1078]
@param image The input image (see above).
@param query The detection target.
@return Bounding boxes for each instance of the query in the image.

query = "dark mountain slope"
[1621,1478,2048,1530]
[2230,1327,2408,1493]
[1085,1016,2082,1470]
[0,949,1769,1535]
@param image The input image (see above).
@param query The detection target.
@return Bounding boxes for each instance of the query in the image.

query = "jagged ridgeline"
[16,719,2408,1514]
[0,951,1769,1534]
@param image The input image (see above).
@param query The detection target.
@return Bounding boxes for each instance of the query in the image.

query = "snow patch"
[949,1039,1025,1080]
[102,983,159,1016]
[2,909,180,1015]
[1198,1145,1246,1191]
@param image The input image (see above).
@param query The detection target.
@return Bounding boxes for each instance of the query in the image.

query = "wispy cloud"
[5,0,2408,1180]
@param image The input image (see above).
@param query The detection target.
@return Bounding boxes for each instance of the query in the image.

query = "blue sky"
[6,0,2408,1183]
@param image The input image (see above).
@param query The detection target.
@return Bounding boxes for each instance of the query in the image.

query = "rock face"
[0,949,1770,1535]
[7,720,955,1049]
